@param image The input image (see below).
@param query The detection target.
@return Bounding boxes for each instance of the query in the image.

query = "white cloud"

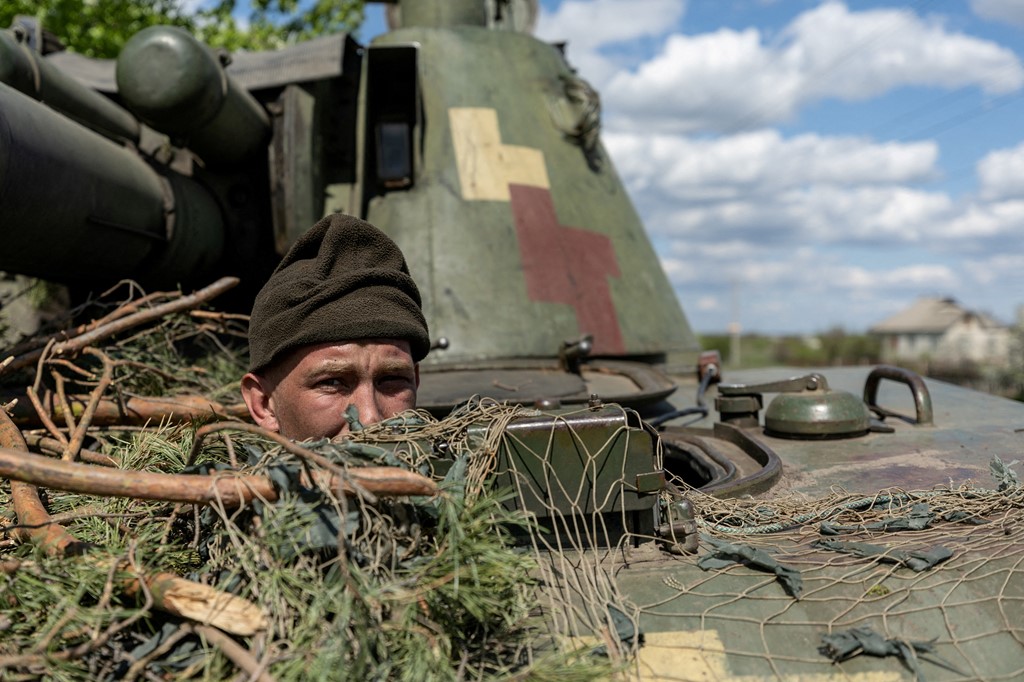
[964,254,1024,285]
[971,0,1024,28]
[602,1,1024,132]
[660,242,964,332]
[536,0,685,83]
[606,129,938,199]
[605,129,951,245]
[977,142,1024,200]
[536,0,684,51]
[938,199,1024,240]
[695,296,719,311]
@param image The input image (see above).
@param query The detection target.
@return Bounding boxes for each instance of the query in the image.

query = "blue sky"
[369,1,1024,335]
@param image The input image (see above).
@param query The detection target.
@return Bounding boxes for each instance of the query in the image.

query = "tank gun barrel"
[0,82,225,287]
[0,29,139,143]
[115,26,271,168]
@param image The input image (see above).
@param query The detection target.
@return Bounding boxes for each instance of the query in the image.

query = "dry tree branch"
[0,409,268,637]
[24,433,116,467]
[0,447,439,505]
[190,310,250,322]
[0,407,85,555]
[10,393,251,428]
[45,358,96,380]
[7,277,239,373]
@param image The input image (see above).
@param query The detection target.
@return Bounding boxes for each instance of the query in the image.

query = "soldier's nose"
[348,387,383,428]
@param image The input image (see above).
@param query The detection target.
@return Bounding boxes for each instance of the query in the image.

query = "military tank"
[1,1,1023,679]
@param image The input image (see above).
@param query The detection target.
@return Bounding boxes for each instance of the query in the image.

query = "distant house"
[869,297,1012,367]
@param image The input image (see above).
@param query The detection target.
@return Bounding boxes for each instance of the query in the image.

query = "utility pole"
[729,279,741,368]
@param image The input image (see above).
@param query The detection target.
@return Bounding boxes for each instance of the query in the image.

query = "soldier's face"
[241,339,419,440]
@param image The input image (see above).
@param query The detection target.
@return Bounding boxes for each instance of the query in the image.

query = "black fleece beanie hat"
[248,214,430,373]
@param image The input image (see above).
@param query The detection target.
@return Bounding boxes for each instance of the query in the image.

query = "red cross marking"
[509,184,626,354]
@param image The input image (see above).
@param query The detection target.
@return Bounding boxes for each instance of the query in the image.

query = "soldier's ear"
[414,363,420,389]
[240,372,280,432]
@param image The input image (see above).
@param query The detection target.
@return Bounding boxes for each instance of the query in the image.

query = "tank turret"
[0,1,699,408]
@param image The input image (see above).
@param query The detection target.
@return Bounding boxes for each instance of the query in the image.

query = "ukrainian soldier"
[241,214,430,440]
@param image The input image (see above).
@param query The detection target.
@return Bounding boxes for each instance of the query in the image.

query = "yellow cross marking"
[636,630,903,681]
[573,630,905,681]
[449,107,550,200]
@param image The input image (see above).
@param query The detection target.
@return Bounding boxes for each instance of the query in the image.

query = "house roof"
[869,297,1005,334]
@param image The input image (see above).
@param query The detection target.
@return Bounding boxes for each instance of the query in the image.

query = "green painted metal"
[364,25,698,364]
[0,82,225,287]
[0,29,139,142]
[675,366,1024,495]
[116,26,270,167]
[718,372,873,437]
[399,0,489,27]
[2,3,698,370]
[491,405,660,525]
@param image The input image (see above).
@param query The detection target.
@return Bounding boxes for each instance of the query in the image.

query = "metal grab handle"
[719,373,827,396]
[863,365,933,426]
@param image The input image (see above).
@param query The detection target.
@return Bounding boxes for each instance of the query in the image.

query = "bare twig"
[195,624,277,682]
[191,310,250,322]
[0,408,83,553]
[51,371,78,436]
[25,387,70,448]
[188,422,376,502]
[45,358,95,380]
[7,277,239,373]
[189,422,345,475]
[63,348,114,462]
[24,433,116,467]
[1,287,177,360]
[31,339,56,395]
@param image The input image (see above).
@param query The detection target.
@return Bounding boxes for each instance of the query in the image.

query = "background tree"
[198,0,364,52]
[0,0,364,58]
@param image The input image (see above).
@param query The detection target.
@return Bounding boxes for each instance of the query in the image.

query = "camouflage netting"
[0,280,1022,681]
[625,479,1024,681]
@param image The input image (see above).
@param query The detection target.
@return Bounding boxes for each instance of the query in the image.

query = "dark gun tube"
[116,26,270,168]
[0,29,140,143]
[0,82,225,287]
